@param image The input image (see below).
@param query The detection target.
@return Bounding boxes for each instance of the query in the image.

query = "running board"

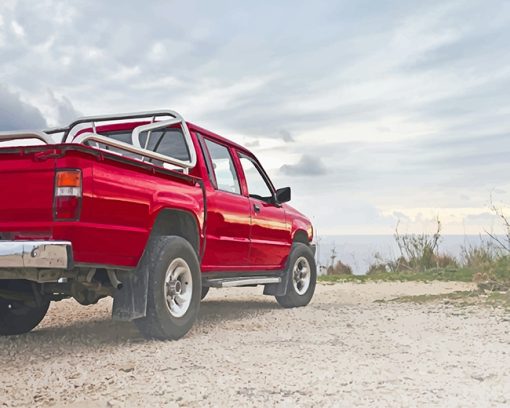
[204,276,281,288]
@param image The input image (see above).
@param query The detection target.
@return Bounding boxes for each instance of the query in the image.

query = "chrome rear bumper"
[0,241,72,270]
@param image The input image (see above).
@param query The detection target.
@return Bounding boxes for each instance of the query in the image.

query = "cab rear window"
[94,128,190,165]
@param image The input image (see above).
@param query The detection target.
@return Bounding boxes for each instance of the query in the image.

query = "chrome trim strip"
[206,277,281,288]
[0,241,71,269]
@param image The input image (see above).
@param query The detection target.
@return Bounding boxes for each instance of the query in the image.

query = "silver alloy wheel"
[164,258,193,318]
[292,256,311,295]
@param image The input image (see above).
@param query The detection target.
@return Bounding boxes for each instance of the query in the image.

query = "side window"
[239,155,273,202]
[204,139,241,194]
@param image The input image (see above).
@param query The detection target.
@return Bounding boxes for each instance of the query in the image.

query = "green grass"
[318,254,510,311]
[487,291,510,309]
[318,267,476,283]
[386,290,480,304]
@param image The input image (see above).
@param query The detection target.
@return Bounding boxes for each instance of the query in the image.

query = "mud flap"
[263,272,289,296]
[112,270,148,321]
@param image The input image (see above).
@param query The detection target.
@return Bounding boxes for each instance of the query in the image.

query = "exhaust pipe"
[107,270,123,290]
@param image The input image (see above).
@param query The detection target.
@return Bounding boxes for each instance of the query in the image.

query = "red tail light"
[54,169,82,221]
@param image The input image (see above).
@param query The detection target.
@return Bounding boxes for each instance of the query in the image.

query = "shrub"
[363,219,458,275]
[394,219,440,271]
[434,253,458,269]
[366,252,389,275]
[326,260,353,275]
[366,262,387,275]
[460,239,500,269]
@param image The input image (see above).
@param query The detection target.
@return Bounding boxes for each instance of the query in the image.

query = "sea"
[315,235,499,275]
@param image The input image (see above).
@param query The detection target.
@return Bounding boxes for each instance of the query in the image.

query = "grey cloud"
[0,1,409,138]
[47,90,82,125]
[393,131,510,189]
[392,211,411,222]
[280,154,326,177]
[463,212,500,226]
[245,139,260,148]
[0,85,46,130]
[279,129,295,143]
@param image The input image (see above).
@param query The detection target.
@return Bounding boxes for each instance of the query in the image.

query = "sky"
[1,0,510,236]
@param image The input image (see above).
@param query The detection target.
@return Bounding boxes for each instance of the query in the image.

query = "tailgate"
[0,148,56,228]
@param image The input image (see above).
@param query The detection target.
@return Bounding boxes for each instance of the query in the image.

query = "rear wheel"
[0,280,50,335]
[275,243,316,308]
[134,236,201,340]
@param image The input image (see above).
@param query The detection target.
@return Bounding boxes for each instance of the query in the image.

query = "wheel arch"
[292,229,310,245]
[149,208,201,256]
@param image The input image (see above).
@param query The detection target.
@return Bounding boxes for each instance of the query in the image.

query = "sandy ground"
[1,281,509,407]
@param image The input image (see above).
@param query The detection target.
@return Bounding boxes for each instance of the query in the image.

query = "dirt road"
[1,282,509,407]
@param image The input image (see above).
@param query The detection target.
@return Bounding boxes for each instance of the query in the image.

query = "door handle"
[253,204,260,213]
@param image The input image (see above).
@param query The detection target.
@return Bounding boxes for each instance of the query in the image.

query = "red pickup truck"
[0,110,316,340]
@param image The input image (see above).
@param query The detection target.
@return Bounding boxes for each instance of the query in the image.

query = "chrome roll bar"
[1,110,196,170]
[130,118,197,168]
[62,110,186,142]
[0,130,53,144]
[72,131,195,169]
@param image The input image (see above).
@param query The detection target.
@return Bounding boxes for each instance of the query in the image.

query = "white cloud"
[11,20,24,38]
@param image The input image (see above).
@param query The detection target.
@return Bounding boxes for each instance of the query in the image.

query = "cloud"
[0,85,46,130]
[45,90,81,126]
[279,129,295,142]
[280,154,326,177]
[1,0,510,234]
[245,139,260,148]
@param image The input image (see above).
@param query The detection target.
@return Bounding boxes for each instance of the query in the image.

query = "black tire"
[276,243,316,308]
[0,280,50,335]
[134,236,201,340]
[201,286,209,301]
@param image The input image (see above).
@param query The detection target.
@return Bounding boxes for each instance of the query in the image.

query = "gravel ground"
[1,281,509,407]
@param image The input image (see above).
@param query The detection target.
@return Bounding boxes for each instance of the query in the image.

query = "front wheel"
[134,236,201,340]
[275,243,316,308]
[0,280,50,335]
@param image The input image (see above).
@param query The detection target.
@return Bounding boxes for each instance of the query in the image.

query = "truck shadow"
[197,298,279,324]
[0,298,280,353]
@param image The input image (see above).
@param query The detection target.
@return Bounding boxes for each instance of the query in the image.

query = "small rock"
[118,364,135,373]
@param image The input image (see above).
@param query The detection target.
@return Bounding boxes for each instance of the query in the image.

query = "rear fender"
[112,208,202,321]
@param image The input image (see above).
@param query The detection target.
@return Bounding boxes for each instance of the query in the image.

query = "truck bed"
[0,143,204,268]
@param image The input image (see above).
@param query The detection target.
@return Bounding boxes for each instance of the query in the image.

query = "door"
[199,137,252,270]
[237,154,291,268]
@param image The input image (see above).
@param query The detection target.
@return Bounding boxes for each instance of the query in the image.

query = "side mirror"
[275,187,291,204]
